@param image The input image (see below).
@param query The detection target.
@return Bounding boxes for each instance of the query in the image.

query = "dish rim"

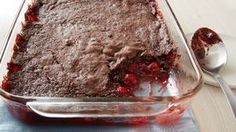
[0,0,204,105]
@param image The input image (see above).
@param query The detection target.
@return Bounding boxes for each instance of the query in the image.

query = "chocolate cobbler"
[2,0,178,97]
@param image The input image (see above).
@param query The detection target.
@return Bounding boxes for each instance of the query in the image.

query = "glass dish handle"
[26,101,168,118]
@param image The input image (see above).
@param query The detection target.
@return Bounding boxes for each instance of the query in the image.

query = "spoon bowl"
[191,27,236,118]
[200,41,227,74]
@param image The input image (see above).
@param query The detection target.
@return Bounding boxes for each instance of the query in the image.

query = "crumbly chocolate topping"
[8,0,175,97]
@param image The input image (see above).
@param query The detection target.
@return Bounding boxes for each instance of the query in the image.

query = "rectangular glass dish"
[0,0,203,125]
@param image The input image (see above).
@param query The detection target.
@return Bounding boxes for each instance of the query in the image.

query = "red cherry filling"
[113,50,177,96]
[115,58,174,96]
[148,62,160,73]
[13,34,25,53]
[25,5,38,22]
[124,73,139,87]
[128,62,162,75]
[117,62,170,96]
[191,28,222,60]
[117,86,129,96]
[26,14,38,22]
[13,45,18,53]
[1,76,10,91]
[7,62,21,73]
[197,27,222,46]
[15,34,24,47]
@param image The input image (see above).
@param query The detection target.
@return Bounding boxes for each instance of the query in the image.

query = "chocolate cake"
[3,0,178,97]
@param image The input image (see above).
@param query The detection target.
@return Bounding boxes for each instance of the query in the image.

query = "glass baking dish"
[0,0,203,125]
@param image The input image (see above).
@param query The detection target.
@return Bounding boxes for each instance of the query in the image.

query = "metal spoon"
[191,27,236,118]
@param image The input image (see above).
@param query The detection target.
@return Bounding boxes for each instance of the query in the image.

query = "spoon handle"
[214,74,236,119]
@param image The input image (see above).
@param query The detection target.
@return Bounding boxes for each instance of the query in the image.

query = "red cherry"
[26,13,38,22]
[15,34,24,47]
[124,73,139,87]
[25,5,38,22]
[13,45,18,53]
[158,75,169,84]
[117,86,129,96]
[7,62,21,73]
[1,76,10,91]
[148,62,160,72]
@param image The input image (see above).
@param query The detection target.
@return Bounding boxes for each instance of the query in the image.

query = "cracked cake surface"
[6,0,176,97]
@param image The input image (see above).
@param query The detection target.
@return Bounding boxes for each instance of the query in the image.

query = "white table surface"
[0,0,236,131]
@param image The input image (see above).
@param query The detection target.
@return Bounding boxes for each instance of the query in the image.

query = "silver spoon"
[191,27,236,118]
